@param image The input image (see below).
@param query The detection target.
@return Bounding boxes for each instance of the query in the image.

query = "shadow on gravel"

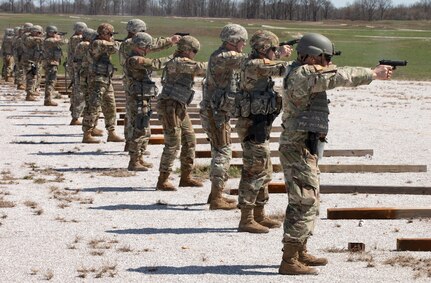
[127,264,277,275]
[9,115,68,118]
[14,123,66,126]
[11,141,79,144]
[107,227,237,235]
[79,186,153,192]
[92,202,206,211]
[54,167,127,172]
[0,104,35,107]
[34,150,120,156]
[19,134,82,137]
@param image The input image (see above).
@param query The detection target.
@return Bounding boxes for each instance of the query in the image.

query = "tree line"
[1,0,430,21]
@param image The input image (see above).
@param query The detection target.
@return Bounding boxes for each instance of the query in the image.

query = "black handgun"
[279,38,300,46]
[57,32,67,36]
[174,32,190,37]
[379,60,408,69]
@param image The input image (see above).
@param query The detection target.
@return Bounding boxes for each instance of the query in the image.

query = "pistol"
[279,38,300,46]
[379,59,408,69]
[57,32,67,36]
[174,32,190,37]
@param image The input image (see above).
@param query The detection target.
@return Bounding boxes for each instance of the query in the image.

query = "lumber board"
[327,207,431,219]
[195,149,374,158]
[228,184,431,195]
[397,238,431,251]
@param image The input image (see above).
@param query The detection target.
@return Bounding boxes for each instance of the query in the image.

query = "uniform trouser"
[2,55,14,79]
[123,78,132,142]
[127,91,151,157]
[70,67,85,119]
[14,58,24,85]
[43,64,57,101]
[24,60,40,93]
[200,107,232,189]
[236,117,272,209]
[82,79,117,132]
[279,131,320,245]
[157,99,196,174]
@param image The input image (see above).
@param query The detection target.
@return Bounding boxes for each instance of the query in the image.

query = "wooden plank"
[327,207,431,219]
[229,163,427,173]
[195,149,374,158]
[397,238,431,251]
[229,184,431,195]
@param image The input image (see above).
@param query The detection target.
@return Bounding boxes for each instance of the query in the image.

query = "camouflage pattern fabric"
[236,57,288,209]
[1,33,15,80]
[82,38,120,132]
[200,45,247,191]
[22,34,44,94]
[67,34,83,117]
[13,33,26,86]
[125,54,170,157]
[43,35,67,101]
[71,40,89,119]
[280,62,374,244]
[157,56,206,173]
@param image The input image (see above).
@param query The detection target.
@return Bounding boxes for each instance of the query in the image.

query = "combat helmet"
[82,28,97,41]
[296,33,334,57]
[23,22,33,33]
[46,25,58,35]
[220,24,248,44]
[126,19,147,34]
[31,25,43,35]
[97,23,114,35]
[73,22,87,33]
[14,26,21,35]
[6,28,14,36]
[177,35,200,53]
[250,30,279,53]
[132,32,152,49]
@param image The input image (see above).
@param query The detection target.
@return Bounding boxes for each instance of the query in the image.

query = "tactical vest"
[159,59,195,105]
[2,36,14,55]
[92,53,114,77]
[45,41,62,63]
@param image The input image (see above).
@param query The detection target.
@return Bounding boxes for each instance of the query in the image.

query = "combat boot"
[139,155,153,168]
[82,130,101,144]
[128,155,148,171]
[107,130,125,142]
[207,192,237,204]
[298,240,328,266]
[25,93,36,101]
[91,127,104,137]
[44,99,58,106]
[179,170,203,187]
[254,206,282,229]
[17,84,25,90]
[70,118,82,125]
[209,183,237,210]
[279,243,319,275]
[238,207,269,233]
[124,140,130,152]
[156,172,176,191]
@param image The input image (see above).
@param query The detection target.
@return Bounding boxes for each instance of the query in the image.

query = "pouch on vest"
[136,109,152,130]
[233,91,250,118]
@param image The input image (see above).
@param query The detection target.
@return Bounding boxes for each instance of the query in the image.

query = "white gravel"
[0,79,430,282]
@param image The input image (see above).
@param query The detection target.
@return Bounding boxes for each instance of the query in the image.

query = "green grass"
[1,13,430,80]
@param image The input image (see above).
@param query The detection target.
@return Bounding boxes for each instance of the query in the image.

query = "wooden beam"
[229,163,427,173]
[229,184,431,195]
[327,207,431,219]
[195,149,374,158]
[397,238,431,251]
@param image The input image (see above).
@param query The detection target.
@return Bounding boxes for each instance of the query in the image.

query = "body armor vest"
[160,58,195,105]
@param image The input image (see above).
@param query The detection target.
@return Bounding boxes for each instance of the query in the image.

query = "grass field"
[1,13,430,80]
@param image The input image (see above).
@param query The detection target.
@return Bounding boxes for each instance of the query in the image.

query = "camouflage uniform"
[68,22,87,123]
[82,23,123,143]
[22,25,44,101]
[124,32,172,170]
[1,28,15,81]
[42,26,68,106]
[200,24,248,210]
[15,23,33,90]
[156,36,207,191]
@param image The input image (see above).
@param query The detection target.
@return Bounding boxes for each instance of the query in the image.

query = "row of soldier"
[0,20,394,276]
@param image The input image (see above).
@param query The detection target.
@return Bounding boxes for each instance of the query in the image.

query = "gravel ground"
[0,79,430,282]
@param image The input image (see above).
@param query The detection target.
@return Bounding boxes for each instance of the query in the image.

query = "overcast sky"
[331,0,420,8]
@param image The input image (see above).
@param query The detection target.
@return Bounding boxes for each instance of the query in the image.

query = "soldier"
[75,28,104,138]
[156,36,207,191]
[124,32,173,171]
[81,23,124,143]
[1,28,15,82]
[15,23,33,90]
[42,26,68,106]
[119,18,179,152]
[235,30,292,233]
[278,33,393,275]
[200,23,248,210]
[12,26,21,85]
[68,22,88,125]
[22,25,44,101]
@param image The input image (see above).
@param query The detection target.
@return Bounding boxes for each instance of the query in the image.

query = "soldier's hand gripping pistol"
[378,59,408,70]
